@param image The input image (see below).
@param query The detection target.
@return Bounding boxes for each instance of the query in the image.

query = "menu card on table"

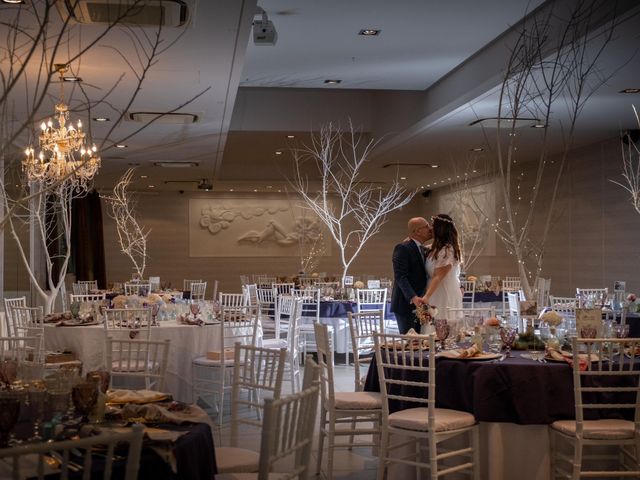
[576,308,603,336]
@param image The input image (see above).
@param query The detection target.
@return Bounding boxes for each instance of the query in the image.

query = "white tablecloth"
[44,322,227,402]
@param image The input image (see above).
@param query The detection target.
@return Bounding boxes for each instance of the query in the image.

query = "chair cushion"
[334,391,382,410]
[215,474,289,480]
[550,419,635,439]
[215,447,259,473]
[192,355,239,366]
[262,338,288,349]
[388,407,476,432]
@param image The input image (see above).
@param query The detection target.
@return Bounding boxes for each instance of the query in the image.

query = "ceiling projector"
[197,179,213,191]
[253,14,277,46]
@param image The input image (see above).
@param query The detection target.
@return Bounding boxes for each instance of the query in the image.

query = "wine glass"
[434,319,450,351]
[151,303,161,325]
[190,302,201,320]
[500,326,517,357]
[72,382,98,421]
[0,392,21,447]
[27,382,47,441]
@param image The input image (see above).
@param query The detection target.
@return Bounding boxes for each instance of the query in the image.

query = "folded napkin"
[458,344,481,358]
[546,347,588,371]
[107,389,170,404]
[177,314,204,326]
[56,315,98,327]
[119,403,212,427]
[45,312,73,323]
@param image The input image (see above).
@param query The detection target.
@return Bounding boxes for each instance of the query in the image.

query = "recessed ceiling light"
[229,188,234,192]
[400,176,407,180]
[140,175,148,179]
[470,147,484,152]
[116,144,127,148]
[62,76,82,83]
[148,185,155,188]
[253,189,258,192]
[359,29,381,36]
[532,123,546,128]
[275,151,283,155]
[2,1,26,4]
[472,170,478,173]
[286,135,295,139]
[93,117,110,122]
[267,185,273,189]
[431,164,439,168]
[278,190,282,193]
[324,79,342,85]
[620,88,640,94]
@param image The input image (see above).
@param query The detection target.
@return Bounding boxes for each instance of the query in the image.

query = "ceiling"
[3,0,640,195]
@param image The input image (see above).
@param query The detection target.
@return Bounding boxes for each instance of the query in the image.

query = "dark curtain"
[71,190,107,288]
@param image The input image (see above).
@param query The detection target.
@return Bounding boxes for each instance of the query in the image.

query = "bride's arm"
[422,264,452,304]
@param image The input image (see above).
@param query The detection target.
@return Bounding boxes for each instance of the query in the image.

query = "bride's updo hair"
[428,214,461,262]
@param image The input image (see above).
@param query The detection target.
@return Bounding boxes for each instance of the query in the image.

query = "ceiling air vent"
[128,112,199,124]
[154,162,199,168]
[57,0,190,27]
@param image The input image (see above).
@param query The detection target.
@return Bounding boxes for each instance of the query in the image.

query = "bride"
[421,214,462,319]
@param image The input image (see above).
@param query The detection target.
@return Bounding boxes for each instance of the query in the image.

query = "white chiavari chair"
[72,282,89,295]
[348,310,384,391]
[550,337,640,479]
[315,322,382,479]
[374,332,480,480]
[192,307,259,425]
[106,337,170,391]
[190,281,207,301]
[123,283,151,296]
[11,306,44,337]
[214,343,286,475]
[461,280,476,309]
[69,293,106,304]
[183,279,203,291]
[502,276,521,315]
[0,335,45,381]
[219,292,248,311]
[148,276,160,292]
[549,295,577,319]
[535,277,551,311]
[3,297,27,337]
[103,308,153,341]
[0,424,144,480]
[77,280,98,291]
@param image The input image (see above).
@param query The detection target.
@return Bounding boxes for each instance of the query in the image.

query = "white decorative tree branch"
[103,169,150,279]
[290,122,416,285]
[610,105,640,215]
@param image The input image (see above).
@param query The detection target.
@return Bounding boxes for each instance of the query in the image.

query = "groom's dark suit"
[391,239,429,334]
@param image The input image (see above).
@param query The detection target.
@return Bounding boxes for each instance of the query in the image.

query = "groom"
[390,217,433,334]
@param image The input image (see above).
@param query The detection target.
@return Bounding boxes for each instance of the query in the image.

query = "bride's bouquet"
[414,304,438,325]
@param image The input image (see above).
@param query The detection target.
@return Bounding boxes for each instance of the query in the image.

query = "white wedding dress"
[426,245,462,320]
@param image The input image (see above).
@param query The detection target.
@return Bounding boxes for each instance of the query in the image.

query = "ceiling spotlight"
[431,164,439,168]
[286,135,295,139]
[267,185,273,189]
[2,1,26,4]
[359,29,381,36]
[470,147,484,152]
[324,79,342,85]
[116,144,127,149]
[140,175,148,179]
[620,88,640,94]
[253,7,277,46]
[253,189,258,192]
[532,123,546,128]
[148,185,155,188]
[93,117,110,122]
[275,151,283,155]
[62,75,82,83]
[400,176,407,180]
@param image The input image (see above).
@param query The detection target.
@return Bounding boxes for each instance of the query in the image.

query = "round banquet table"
[44,321,229,402]
[364,350,638,479]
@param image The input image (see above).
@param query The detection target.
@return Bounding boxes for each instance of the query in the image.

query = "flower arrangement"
[111,295,128,309]
[483,317,501,327]
[415,304,438,325]
[467,275,478,283]
[353,280,366,289]
[627,293,639,313]
[146,293,164,305]
[539,310,563,327]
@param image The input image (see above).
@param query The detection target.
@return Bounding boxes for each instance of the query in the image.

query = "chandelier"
[23,65,101,191]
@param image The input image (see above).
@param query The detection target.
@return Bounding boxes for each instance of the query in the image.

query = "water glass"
[500,326,517,356]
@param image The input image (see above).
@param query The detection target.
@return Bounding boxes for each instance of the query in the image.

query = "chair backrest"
[244,283,259,307]
[348,310,384,391]
[507,292,520,316]
[240,274,251,287]
[0,335,44,380]
[284,298,303,362]
[190,282,207,301]
[78,280,98,290]
[273,282,295,296]
[210,279,219,303]
[291,288,320,323]
[72,282,89,295]
[11,306,44,336]
[446,306,496,322]
[3,297,27,337]
[230,343,287,446]
[255,275,276,288]
[297,275,315,288]
[374,332,435,426]
[356,288,387,320]
[576,287,609,307]
[218,307,259,352]
[0,424,144,480]
[219,292,248,310]
[535,277,551,310]
[106,337,170,391]
[460,280,475,309]
[503,277,521,290]
[124,283,151,296]
[69,293,106,304]
[570,337,640,434]
[148,276,160,292]
[103,308,152,340]
[183,279,203,291]
[549,295,577,318]
[257,375,320,480]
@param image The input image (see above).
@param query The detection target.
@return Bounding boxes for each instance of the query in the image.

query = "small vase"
[420,323,434,335]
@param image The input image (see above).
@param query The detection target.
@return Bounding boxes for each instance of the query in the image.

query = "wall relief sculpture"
[189,198,329,257]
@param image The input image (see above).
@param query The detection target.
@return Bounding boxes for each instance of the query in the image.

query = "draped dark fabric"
[71,190,107,288]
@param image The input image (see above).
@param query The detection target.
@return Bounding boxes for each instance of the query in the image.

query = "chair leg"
[549,429,556,479]
[571,440,582,480]
[376,428,388,480]
[316,408,327,477]
[326,414,336,480]
[428,435,438,480]
[472,425,480,480]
